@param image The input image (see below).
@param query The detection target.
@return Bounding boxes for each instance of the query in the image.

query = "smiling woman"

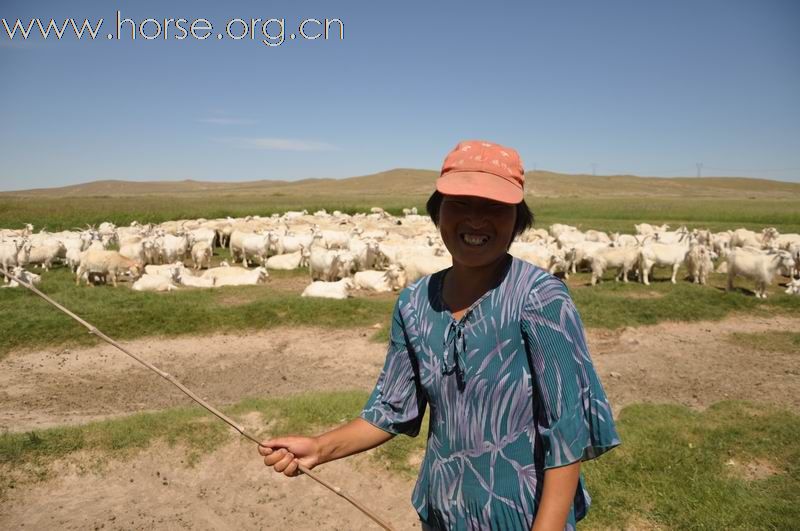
[426,192,533,250]
[259,140,620,531]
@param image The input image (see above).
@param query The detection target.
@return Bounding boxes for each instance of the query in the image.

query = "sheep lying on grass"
[301,278,354,299]
[1,266,41,288]
[132,273,180,292]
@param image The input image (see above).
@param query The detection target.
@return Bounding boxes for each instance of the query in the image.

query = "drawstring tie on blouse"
[443,319,468,378]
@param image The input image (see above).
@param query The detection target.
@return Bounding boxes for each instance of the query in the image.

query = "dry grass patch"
[726,331,800,354]
[621,515,667,531]
[212,290,263,307]
[622,290,665,300]
[725,457,782,482]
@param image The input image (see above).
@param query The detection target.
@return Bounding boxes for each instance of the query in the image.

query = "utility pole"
[696,162,703,177]
[591,163,597,176]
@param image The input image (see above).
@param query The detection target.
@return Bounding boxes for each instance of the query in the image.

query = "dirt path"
[590,314,800,414]
[0,436,420,531]
[0,327,387,432]
[2,315,798,433]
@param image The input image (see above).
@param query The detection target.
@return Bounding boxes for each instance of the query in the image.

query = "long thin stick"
[2,270,395,531]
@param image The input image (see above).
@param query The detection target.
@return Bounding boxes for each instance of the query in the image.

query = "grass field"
[2,195,799,234]
[3,176,799,528]
[2,393,797,529]
[2,260,798,360]
[0,266,395,358]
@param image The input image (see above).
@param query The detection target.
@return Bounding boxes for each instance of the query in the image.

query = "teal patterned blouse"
[361,256,620,530]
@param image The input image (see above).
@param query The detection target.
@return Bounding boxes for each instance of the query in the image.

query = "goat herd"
[1,209,799,300]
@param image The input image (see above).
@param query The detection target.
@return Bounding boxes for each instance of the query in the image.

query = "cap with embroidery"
[437,140,525,204]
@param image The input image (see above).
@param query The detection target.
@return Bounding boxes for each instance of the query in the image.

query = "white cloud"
[219,137,337,152]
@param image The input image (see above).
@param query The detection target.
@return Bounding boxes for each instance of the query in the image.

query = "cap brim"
[436,172,523,204]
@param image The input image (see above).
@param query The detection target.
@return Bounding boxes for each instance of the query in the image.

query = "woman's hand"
[259,436,321,477]
[258,418,395,478]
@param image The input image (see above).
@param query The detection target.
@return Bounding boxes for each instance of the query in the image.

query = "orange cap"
[437,140,525,204]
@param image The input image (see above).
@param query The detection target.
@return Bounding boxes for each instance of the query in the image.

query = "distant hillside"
[3,169,799,199]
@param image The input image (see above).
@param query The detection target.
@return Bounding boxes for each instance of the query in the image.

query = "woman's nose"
[465,208,491,225]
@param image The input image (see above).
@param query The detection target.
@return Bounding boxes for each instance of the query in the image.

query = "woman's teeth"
[461,234,489,246]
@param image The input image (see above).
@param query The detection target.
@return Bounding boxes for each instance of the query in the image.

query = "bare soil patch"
[0,327,388,432]
[618,290,665,300]
[589,314,800,414]
[0,439,420,531]
[2,314,799,432]
[724,457,782,482]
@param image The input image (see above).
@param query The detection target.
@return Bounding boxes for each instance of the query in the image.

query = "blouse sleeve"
[360,294,427,437]
[521,275,620,469]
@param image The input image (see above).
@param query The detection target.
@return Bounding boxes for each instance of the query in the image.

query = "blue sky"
[1,0,798,191]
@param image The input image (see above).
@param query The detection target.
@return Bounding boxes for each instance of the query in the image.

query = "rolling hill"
[4,169,799,200]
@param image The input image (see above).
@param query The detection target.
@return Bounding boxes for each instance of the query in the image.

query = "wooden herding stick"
[1,270,395,531]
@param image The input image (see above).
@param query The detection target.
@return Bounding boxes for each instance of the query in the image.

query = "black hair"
[425,190,534,244]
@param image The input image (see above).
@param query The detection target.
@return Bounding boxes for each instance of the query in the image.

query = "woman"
[259,140,620,530]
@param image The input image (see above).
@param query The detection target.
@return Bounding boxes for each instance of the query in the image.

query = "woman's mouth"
[460,233,490,246]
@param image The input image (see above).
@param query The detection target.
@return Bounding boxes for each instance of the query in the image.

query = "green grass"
[1,195,799,233]
[532,197,800,234]
[0,392,369,471]
[0,265,395,358]
[3,263,799,359]
[0,195,420,232]
[582,401,800,530]
[1,408,225,461]
[726,331,800,353]
[2,395,797,529]
[565,271,800,329]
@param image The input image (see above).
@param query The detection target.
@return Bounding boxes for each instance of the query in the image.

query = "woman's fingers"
[263,447,285,467]
[273,451,296,473]
[262,448,301,476]
[258,437,315,476]
[283,458,300,477]
[257,444,272,457]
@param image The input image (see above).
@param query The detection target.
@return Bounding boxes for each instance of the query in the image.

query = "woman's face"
[438,194,517,268]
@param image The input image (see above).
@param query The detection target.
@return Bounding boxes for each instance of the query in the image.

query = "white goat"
[132,273,180,292]
[25,239,65,271]
[76,250,142,287]
[639,242,690,285]
[308,246,343,281]
[191,241,213,270]
[727,248,795,298]
[202,266,269,286]
[684,244,714,285]
[353,265,407,293]
[588,246,640,286]
[0,239,28,282]
[301,278,354,299]
[1,266,41,288]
